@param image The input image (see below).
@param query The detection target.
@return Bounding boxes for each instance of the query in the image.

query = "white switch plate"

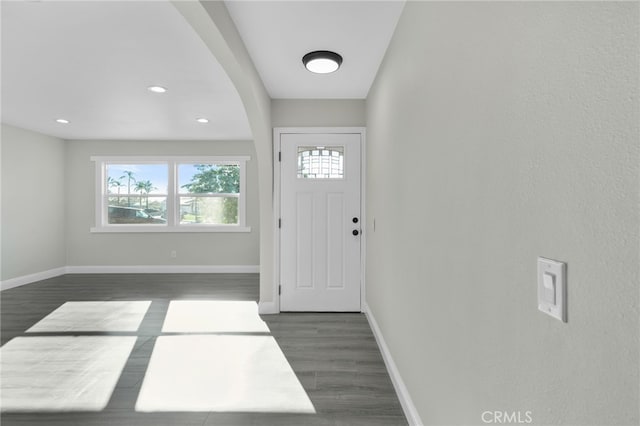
[537,257,567,322]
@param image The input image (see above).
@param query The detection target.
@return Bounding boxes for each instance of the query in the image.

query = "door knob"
[352,229,359,236]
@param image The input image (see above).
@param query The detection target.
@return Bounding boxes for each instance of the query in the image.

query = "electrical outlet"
[170,250,177,258]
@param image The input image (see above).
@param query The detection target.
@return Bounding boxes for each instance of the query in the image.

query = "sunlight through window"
[0,336,136,412]
[135,335,315,413]
[161,300,269,333]
[27,301,151,333]
[4,299,315,415]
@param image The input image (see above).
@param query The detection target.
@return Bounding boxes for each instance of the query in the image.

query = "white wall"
[1,124,67,281]
[272,99,366,127]
[366,2,638,425]
[65,139,259,268]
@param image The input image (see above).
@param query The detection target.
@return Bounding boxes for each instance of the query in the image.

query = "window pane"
[297,146,344,179]
[107,164,168,197]
[179,197,238,225]
[108,198,167,224]
[179,164,240,194]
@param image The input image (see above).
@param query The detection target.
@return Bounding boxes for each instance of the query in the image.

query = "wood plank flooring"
[0,274,407,426]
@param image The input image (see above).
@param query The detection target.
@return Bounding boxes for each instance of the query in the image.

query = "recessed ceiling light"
[196,118,209,124]
[55,119,70,124]
[147,85,167,93]
[302,51,343,74]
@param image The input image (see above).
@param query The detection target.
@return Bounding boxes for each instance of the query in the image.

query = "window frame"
[91,156,251,233]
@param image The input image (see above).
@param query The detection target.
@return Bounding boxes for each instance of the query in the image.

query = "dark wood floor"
[0,274,407,426]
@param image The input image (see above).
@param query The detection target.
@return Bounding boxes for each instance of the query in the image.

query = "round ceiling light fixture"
[55,118,70,124]
[302,50,343,74]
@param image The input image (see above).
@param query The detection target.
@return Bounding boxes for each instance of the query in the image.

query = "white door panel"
[280,133,361,312]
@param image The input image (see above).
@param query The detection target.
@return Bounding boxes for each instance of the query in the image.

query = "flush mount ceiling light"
[196,118,209,124]
[302,51,343,74]
[55,118,70,124]
[147,85,167,93]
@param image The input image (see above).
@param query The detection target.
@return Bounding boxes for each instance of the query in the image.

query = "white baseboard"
[0,267,67,291]
[363,302,423,426]
[258,300,278,315]
[1,265,259,291]
[65,265,260,274]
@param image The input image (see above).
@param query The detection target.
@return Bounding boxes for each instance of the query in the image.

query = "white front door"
[279,132,362,312]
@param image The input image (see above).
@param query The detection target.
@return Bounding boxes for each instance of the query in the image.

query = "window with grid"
[92,156,250,233]
[297,146,344,179]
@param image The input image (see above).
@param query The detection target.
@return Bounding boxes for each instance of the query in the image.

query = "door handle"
[352,229,360,236]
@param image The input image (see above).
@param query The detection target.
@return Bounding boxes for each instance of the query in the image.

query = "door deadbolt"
[352,217,359,223]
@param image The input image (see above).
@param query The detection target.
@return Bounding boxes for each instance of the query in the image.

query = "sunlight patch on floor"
[161,300,269,333]
[26,301,151,332]
[135,335,315,413]
[0,336,136,412]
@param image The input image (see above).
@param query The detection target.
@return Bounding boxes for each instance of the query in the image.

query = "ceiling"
[1,1,404,141]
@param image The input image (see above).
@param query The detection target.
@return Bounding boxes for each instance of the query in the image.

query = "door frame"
[272,127,366,313]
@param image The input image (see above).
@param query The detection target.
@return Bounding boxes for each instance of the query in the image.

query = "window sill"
[90,226,252,233]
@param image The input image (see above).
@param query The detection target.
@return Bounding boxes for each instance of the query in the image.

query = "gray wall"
[272,99,365,128]
[65,139,259,268]
[365,2,638,425]
[1,124,67,280]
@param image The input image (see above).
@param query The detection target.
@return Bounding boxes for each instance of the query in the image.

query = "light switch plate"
[537,257,567,322]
